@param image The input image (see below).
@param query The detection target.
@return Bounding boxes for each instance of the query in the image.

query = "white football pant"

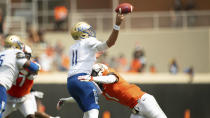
[130,93,167,118]
[3,93,37,118]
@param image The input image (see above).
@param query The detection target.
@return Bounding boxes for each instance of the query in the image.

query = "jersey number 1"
[72,50,78,66]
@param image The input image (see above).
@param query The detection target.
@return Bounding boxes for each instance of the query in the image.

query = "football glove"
[56,97,76,110]
[57,98,65,110]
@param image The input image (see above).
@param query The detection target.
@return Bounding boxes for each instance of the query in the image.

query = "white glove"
[31,91,44,99]
[78,75,92,82]
[56,97,76,110]
[57,98,65,110]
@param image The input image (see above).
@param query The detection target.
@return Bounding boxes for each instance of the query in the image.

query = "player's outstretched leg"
[134,93,167,118]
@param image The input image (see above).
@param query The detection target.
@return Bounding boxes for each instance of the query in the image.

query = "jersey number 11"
[72,50,78,66]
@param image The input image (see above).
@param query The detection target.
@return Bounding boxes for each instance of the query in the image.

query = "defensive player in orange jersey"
[3,45,60,118]
[57,63,167,118]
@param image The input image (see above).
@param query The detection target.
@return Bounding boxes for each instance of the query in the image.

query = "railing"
[4,16,27,38]
[1,0,210,36]
[37,10,210,32]
[69,10,210,32]
[3,10,210,38]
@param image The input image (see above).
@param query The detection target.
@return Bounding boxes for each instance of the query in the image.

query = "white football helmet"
[4,35,24,50]
[71,22,96,40]
[92,63,109,76]
[24,45,32,60]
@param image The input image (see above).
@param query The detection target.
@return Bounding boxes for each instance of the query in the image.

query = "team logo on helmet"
[71,22,96,40]
[4,35,24,50]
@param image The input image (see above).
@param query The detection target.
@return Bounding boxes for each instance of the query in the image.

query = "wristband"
[113,24,120,31]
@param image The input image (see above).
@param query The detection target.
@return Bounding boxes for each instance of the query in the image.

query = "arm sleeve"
[93,75,118,84]
[27,61,40,73]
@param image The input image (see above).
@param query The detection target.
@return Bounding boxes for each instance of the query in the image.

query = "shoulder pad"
[86,38,101,47]
[16,52,25,59]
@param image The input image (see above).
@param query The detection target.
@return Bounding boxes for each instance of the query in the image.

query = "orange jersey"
[102,68,145,108]
[7,71,34,98]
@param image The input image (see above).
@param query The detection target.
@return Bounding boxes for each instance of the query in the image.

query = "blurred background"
[0,0,210,118]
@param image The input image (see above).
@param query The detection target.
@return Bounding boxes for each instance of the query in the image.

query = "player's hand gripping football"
[115,13,125,26]
[78,75,93,82]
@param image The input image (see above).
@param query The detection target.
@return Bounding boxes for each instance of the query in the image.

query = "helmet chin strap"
[17,41,23,49]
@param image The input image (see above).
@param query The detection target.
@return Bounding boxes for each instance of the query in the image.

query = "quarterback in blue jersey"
[67,14,124,118]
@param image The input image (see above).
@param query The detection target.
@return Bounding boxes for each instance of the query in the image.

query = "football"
[115,3,134,14]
